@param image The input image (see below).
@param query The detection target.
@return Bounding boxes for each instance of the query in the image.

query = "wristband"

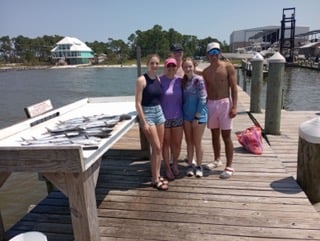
[194,116,200,120]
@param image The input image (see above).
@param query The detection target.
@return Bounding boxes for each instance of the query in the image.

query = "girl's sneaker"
[186,165,194,177]
[195,166,203,178]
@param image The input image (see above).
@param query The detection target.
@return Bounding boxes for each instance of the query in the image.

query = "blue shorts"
[142,105,165,126]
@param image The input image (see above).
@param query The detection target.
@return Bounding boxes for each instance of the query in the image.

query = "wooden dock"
[3,88,320,241]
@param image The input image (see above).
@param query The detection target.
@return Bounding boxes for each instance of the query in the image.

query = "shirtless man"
[202,42,238,179]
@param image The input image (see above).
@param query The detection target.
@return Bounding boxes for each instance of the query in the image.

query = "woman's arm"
[135,76,147,127]
[196,76,207,116]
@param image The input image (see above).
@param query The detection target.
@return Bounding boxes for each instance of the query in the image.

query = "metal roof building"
[229,26,309,53]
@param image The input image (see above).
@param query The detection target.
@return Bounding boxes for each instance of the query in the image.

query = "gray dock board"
[4,87,320,240]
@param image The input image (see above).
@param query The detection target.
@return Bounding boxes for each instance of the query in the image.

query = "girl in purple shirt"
[160,58,183,180]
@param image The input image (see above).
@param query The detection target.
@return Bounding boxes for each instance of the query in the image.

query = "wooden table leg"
[0,172,11,241]
[43,160,101,241]
[138,126,151,159]
[65,172,100,241]
[0,211,4,241]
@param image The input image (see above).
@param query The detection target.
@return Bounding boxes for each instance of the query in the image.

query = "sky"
[1,0,319,44]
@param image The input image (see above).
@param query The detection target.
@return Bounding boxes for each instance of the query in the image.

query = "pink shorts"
[207,98,232,130]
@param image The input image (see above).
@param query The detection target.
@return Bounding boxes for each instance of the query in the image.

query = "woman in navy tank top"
[135,54,168,190]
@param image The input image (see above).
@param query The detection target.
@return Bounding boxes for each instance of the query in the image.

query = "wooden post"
[297,117,320,204]
[42,158,102,241]
[250,53,264,113]
[0,172,11,241]
[136,46,142,77]
[241,59,247,91]
[265,52,286,135]
[0,211,4,241]
[242,73,247,92]
[136,46,150,159]
[237,68,240,85]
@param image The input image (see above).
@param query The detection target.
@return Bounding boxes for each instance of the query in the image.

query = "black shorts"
[165,117,183,128]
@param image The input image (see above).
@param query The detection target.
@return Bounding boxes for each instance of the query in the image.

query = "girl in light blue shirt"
[182,57,208,178]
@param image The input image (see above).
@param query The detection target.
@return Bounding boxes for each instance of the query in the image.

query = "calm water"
[240,67,320,111]
[0,67,144,129]
[0,66,319,230]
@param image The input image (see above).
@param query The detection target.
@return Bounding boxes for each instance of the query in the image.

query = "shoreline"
[0,64,142,72]
[0,61,210,72]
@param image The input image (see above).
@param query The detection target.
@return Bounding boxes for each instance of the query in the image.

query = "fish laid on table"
[20,135,101,146]
[18,113,132,148]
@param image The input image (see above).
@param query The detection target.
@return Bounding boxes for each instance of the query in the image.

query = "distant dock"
[239,54,320,76]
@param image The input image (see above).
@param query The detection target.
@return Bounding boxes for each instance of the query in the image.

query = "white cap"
[268,52,286,63]
[206,42,220,52]
[251,52,264,61]
[299,117,320,144]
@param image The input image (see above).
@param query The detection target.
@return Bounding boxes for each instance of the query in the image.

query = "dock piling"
[250,53,264,113]
[297,117,320,203]
[265,52,286,135]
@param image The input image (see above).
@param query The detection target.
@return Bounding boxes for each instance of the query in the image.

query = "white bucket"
[9,231,47,241]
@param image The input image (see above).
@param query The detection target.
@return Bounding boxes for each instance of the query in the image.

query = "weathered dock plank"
[4,87,320,241]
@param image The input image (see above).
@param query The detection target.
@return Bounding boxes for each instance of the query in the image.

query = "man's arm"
[227,64,238,118]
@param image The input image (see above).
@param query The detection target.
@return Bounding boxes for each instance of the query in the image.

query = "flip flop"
[220,167,235,179]
[204,160,223,170]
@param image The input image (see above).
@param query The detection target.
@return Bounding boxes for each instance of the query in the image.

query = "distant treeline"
[0,24,229,65]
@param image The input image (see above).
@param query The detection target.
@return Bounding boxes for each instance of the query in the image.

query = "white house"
[51,36,94,65]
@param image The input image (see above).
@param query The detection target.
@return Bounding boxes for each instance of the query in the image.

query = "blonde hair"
[181,57,196,89]
[146,54,160,65]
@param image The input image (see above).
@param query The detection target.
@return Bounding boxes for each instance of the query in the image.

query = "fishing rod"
[247,111,271,146]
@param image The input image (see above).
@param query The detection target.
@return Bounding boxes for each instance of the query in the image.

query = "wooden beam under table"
[43,159,101,241]
[0,172,11,241]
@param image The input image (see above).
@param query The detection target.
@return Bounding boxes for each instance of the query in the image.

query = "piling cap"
[268,52,286,63]
[251,52,264,61]
[299,117,320,144]
[9,231,47,241]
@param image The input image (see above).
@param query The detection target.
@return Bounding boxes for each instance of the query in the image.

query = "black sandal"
[151,181,168,191]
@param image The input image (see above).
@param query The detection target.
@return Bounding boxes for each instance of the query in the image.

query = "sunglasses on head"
[208,48,220,55]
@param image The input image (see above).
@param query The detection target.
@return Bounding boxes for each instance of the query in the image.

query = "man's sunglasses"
[208,48,220,55]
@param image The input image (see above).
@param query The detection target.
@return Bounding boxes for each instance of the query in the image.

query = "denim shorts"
[142,105,165,126]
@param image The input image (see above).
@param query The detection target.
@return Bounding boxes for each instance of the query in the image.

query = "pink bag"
[236,126,263,155]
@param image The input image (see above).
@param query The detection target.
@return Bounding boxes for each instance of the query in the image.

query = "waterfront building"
[296,30,320,60]
[51,36,94,65]
[229,25,309,53]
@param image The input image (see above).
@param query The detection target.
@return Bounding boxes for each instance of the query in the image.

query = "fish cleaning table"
[0,96,138,241]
